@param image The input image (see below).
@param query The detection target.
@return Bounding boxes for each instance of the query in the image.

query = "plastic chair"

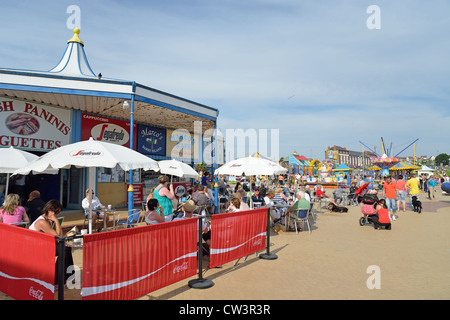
[115,209,143,229]
[51,216,64,230]
[11,221,30,228]
[291,209,311,235]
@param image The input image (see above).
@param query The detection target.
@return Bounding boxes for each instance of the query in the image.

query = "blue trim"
[79,44,96,77]
[136,83,218,113]
[135,95,216,121]
[71,109,83,142]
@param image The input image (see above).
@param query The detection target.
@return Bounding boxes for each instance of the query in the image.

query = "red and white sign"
[0,98,72,151]
[172,183,193,198]
[127,183,143,206]
[0,224,56,300]
[209,208,267,268]
[82,219,197,300]
[81,113,136,148]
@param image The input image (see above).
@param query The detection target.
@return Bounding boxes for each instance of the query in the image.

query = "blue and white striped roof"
[48,28,96,77]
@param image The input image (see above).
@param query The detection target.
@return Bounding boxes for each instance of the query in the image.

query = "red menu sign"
[81,113,137,148]
[127,183,143,206]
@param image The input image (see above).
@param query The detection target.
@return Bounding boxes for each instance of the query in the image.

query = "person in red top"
[383,175,398,221]
[396,175,407,212]
[372,199,391,230]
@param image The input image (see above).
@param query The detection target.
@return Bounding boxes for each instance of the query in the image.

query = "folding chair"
[11,221,30,228]
[290,209,311,235]
[115,209,143,229]
[51,216,64,230]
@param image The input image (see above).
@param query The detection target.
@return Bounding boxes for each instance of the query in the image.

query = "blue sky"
[1,0,449,161]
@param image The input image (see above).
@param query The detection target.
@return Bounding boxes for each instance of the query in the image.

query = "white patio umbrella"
[14,137,160,233]
[214,156,287,176]
[158,159,199,179]
[0,147,57,199]
[214,157,287,208]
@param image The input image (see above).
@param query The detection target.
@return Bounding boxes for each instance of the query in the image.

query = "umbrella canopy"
[0,146,39,173]
[214,156,287,176]
[13,138,159,233]
[332,164,354,171]
[14,137,159,174]
[158,159,199,179]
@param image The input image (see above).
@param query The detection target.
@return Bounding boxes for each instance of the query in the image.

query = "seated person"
[315,185,329,200]
[372,199,392,230]
[81,189,110,227]
[233,189,250,210]
[251,187,265,208]
[227,197,241,212]
[174,200,210,246]
[287,190,310,231]
[0,193,29,225]
[192,185,210,214]
[145,198,165,225]
[24,190,46,224]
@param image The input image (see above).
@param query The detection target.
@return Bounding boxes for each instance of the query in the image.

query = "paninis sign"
[0,98,72,151]
[81,113,136,148]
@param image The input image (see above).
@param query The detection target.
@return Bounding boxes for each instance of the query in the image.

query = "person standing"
[406,173,421,210]
[427,175,438,200]
[396,175,407,212]
[383,175,398,221]
[153,175,176,222]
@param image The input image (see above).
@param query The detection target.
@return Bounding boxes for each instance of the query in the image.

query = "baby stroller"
[332,188,347,205]
[359,193,379,226]
[347,185,358,206]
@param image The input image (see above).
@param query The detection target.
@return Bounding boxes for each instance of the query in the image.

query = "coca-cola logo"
[253,238,262,246]
[29,286,44,300]
[173,261,189,274]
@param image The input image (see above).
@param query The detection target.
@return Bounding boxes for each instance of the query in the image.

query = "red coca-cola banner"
[209,208,267,269]
[82,219,198,300]
[0,223,56,300]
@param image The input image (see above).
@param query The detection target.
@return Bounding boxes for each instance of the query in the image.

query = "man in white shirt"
[82,189,110,227]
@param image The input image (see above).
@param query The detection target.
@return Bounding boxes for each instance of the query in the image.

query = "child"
[372,199,391,230]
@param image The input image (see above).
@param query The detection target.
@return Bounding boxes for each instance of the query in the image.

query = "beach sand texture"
[2,190,449,300]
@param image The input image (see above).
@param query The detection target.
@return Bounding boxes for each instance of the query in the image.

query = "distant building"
[325,145,376,168]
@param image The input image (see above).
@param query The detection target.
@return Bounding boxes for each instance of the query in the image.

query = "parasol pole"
[5,173,10,199]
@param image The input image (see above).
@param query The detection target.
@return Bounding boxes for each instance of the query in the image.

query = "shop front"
[0,28,219,210]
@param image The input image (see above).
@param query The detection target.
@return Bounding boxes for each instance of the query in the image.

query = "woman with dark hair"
[372,199,392,230]
[29,199,63,236]
[145,198,165,225]
[29,199,74,286]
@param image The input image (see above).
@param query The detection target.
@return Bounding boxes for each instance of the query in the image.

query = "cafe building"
[0,29,219,209]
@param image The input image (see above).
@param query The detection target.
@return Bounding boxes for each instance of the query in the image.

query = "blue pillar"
[128,89,136,221]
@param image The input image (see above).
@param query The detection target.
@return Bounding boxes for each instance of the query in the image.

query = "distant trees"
[435,153,449,166]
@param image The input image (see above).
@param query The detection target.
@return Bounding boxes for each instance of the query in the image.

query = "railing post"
[259,206,278,260]
[188,215,214,289]
[56,236,66,300]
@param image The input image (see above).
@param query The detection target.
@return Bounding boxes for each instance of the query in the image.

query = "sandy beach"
[2,190,449,301]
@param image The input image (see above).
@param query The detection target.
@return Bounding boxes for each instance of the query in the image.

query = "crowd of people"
[356,171,448,230]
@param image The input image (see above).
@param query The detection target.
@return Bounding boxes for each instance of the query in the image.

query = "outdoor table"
[64,238,83,248]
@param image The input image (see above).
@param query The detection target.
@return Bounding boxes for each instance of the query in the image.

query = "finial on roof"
[67,28,84,46]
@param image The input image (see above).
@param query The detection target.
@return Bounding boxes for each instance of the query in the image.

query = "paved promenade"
[1,190,449,300]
